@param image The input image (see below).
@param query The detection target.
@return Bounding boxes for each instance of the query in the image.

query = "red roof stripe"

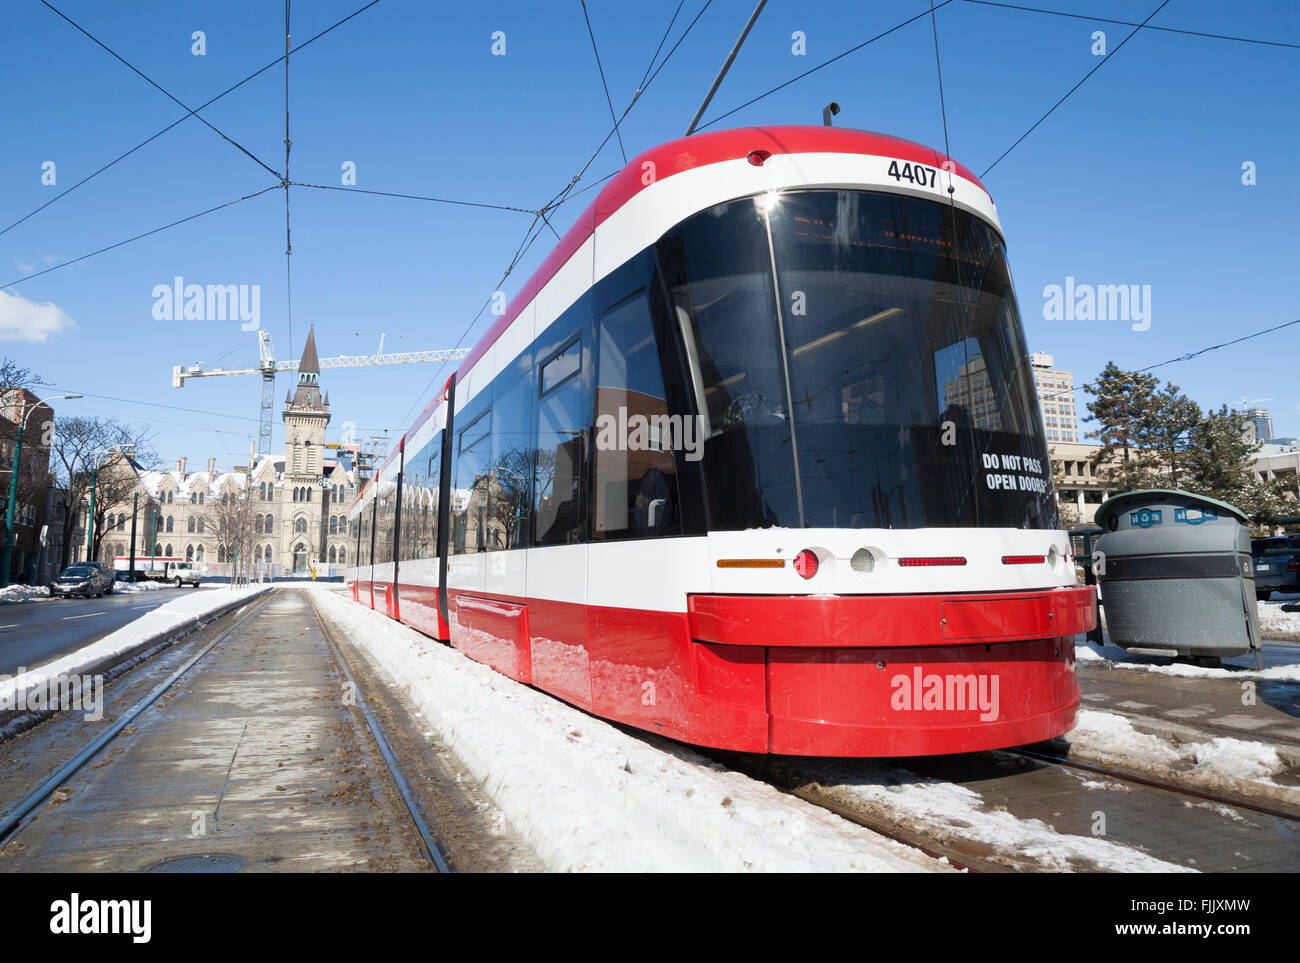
[399,126,991,459]
[454,126,988,384]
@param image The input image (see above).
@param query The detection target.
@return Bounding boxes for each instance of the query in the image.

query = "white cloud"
[0,290,77,342]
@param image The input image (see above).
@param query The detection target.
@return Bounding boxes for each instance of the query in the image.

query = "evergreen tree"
[1137,381,1201,489]
[1083,362,1158,489]
[1182,406,1291,531]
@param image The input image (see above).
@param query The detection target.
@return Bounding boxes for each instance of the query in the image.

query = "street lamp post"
[2,392,83,587]
[128,491,139,577]
[81,443,134,567]
[86,467,98,564]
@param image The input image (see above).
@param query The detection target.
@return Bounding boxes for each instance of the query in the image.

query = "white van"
[163,561,201,588]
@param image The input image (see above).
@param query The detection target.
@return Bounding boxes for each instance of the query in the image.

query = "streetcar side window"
[541,338,581,393]
[374,487,394,565]
[453,410,492,554]
[594,288,680,540]
[397,435,439,562]
[359,499,371,568]
[535,333,588,546]
[491,365,534,551]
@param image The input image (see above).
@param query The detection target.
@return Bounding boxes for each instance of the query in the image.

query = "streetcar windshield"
[657,188,1054,530]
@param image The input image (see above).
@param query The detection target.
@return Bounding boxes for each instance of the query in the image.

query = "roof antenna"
[684,0,768,136]
[822,102,840,127]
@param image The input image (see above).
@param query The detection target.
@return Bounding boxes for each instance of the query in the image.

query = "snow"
[0,585,271,707]
[1067,710,1294,798]
[0,584,50,604]
[1258,594,1300,639]
[1076,643,1300,683]
[111,580,164,594]
[1192,737,1284,782]
[1073,640,1105,661]
[1111,660,1300,682]
[1069,709,1183,767]
[807,760,1193,872]
[1075,634,1300,682]
[307,586,945,873]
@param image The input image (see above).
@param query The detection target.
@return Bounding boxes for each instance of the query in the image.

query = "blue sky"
[2,0,1297,467]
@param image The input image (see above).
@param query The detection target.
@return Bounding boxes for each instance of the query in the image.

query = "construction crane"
[172,330,469,454]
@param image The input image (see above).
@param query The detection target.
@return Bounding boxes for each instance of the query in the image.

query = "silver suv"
[81,561,116,594]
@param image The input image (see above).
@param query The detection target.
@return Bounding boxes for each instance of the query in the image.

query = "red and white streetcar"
[346,125,1095,756]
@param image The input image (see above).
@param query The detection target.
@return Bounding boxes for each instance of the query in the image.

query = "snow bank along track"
[0,590,453,873]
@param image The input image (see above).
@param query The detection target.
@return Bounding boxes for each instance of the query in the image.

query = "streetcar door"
[526,310,593,708]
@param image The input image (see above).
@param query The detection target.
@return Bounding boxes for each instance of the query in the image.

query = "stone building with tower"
[98,329,357,577]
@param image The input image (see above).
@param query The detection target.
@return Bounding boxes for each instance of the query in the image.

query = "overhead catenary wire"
[47,385,261,423]
[392,213,550,431]
[963,0,1300,50]
[37,0,282,180]
[683,0,767,136]
[980,0,1172,178]
[0,0,384,240]
[284,0,294,361]
[1036,318,1300,406]
[288,181,539,214]
[581,0,627,164]
[389,0,720,433]
[638,0,686,92]
[544,0,717,216]
[694,1,954,131]
[925,0,984,527]
[0,186,279,290]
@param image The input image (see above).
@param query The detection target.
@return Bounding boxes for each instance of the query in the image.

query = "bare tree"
[0,358,44,394]
[47,417,155,568]
[87,454,161,563]
[211,492,255,581]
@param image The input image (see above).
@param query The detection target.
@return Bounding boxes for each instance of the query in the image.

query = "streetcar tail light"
[1001,555,1045,565]
[717,558,785,569]
[1289,558,1299,572]
[898,556,967,567]
[747,149,770,166]
[793,549,819,579]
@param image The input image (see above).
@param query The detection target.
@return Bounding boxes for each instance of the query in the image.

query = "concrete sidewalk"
[0,591,428,872]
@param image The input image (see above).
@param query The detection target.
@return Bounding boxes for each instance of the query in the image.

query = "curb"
[0,586,274,742]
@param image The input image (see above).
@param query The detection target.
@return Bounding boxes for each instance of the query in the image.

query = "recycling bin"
[1093,489,1260,661]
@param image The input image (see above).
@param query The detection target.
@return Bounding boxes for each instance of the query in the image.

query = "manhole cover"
[145,853,245,873]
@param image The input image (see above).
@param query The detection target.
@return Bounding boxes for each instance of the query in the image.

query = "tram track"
[694,748,993,872]
[305,592,453,873]
[0,589,455,873]
[692,741,1300,873]
[0,593,277,844]
[1006,745,1300,823]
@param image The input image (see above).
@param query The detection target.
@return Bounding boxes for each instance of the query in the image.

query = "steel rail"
[0,591,274,842]
[1007,746,1300,823]
[306,592,453,873]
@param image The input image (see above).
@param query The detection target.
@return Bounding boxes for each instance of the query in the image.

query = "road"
[0,587,203,676]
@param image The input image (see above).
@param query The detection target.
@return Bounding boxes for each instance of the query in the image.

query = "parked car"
[1251,535,1300,601]
[50,565,107,599]
[80,560,116,593]
[115,569,148,583]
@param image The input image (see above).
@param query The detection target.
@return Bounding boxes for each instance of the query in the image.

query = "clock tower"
[281,327,331,572]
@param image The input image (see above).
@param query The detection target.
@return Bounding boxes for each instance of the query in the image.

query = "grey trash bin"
[1093,489,1261,663]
